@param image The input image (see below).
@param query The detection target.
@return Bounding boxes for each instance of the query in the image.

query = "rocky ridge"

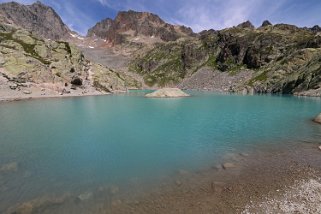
[129,20,321,95]
[87,10,195,45]
[0,1,71,40]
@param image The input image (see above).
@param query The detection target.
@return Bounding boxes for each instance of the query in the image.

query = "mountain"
[0,1,71,40]
[87,10,195,45]
[0,1,321,97]
[129,21,321,96]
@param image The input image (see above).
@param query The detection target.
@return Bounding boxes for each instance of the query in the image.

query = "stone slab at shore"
[145,88,190,98]
[314,113,321,124]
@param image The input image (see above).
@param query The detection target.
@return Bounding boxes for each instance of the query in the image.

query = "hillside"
[129,21,321,96]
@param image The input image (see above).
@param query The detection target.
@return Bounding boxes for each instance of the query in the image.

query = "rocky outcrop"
[87,10,194,45]
[0,1,71,40]
[236,21,255,29]
[145,88,190,98]
[314,113,321,124]
[261,20,272,27]
[0,21,139,95]
[310,25,321,33]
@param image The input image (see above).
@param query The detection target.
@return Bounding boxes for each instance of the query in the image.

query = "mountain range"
[0,1,321,97]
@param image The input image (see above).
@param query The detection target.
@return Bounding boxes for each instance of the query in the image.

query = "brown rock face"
[87,10,194,45]
[0,1,71,40]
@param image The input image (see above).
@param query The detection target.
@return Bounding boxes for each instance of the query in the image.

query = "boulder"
[222,163,236,169]
[314,113,321,124]
[22,90,32,94]
[145,88,190,98]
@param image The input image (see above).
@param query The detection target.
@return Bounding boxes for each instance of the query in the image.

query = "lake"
[0,91,321,212]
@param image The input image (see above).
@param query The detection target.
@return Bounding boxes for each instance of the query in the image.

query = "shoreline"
[5,141,321,214]
[1,88,321,104]
[0,92,112,103]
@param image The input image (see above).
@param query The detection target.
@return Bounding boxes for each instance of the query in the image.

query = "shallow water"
[0,91,321,212]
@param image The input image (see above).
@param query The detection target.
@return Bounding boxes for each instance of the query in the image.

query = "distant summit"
[261,20,272,27]
[0,1,71,40]
[87,10,195,45]
[236,21,255,29]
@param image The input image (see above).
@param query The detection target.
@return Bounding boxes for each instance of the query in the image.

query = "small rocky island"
[314,113,321,124]
[145,88,190,98]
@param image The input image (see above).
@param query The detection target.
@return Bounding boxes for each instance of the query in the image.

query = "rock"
[314,113,321,124]
[9,83,18,90]
[222,163,236,169]
[22,90,32,94]
[78,192,92,201]
[310,25,321,33]
[237,21,255,29]
[111,199,122,206]
[239,153,249,157]
[0,1,71,40]
[178,169,189,175]
[175,180,182,186]
[319,146,321,151]
[0,162,18,173]
[87,10,193,44]
[110,185,119,195]
[145,88,190,98]
[61,88,70,94]
[261,20,272,27]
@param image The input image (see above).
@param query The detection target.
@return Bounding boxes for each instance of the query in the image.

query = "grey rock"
[22,90,32,94]
[87,10,194,44]
[314,113,321,124]
[0,1,71,40]
[237,21,255,29]
[145,88,190,98]
[222,163,236,169]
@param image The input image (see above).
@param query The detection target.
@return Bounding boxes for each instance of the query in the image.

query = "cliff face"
[0,1,71,40]
[87,10,195,45]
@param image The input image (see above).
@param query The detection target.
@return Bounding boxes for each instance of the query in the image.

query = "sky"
[1,0,321,35]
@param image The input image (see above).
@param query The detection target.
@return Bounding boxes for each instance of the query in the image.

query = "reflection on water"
[0,92,321,213]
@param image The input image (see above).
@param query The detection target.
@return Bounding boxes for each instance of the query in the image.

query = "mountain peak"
[261,20,272,27]
[87,10,194,45]
[0,1,71,40]
[237,21,255,29]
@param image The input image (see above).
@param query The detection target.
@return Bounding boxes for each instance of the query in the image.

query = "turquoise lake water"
[0,91,321,211]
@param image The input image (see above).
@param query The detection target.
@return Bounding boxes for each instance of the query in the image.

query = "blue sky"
[1,0,321,35]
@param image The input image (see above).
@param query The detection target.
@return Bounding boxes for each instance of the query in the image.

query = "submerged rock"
[0,162,18,173]
[110,185,119,195]
[145,88,190,98]
[78,192,93,201]
[314,113,321,124]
